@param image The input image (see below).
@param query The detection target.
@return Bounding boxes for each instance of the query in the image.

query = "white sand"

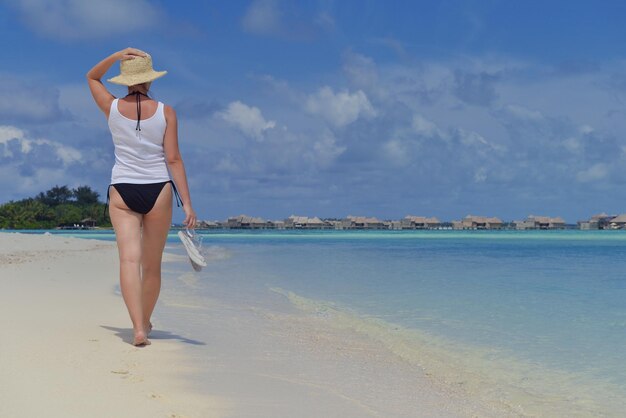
[0,232,514,418]
[0,233,218,418]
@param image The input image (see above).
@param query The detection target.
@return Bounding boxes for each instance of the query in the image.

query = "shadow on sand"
[100,325,206,346]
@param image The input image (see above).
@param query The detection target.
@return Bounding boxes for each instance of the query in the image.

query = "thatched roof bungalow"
[452,215,503,230]
[81,218,97,228]
[515,215,566,230]
[226,214,272,229]
[284,215,332,229]
[271,220,286,229]
[401,216,441,230]
[197,220,220,229]
[609,214,626,229]
[342,215,388,230]
[578,213,615,230]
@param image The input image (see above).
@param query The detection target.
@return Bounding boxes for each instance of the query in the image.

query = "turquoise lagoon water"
[13,229,626,415]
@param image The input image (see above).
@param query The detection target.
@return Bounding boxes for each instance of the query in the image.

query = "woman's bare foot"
[132,330,151,347]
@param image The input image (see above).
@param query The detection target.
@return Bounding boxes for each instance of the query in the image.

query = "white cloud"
[306,86,376,127]
[474,167,487,183]
[310,132,346,167]
[343,51,378,88]
[0,75,68,123]
[240,0,328,40]
[5,0,161,40]
[54,144,82,165]
[0,125,82,165]
[0,165,68,198]
[371,36,409,59]
[562,137,582,153]
[241,0,282,35]
[314,12,335,31]
[577,163,608,183]
[0,125,25,146]
[500,104,544,121]
[218,101,276,141]
[579,124,594,134]
[412,115,443,138]
[0,124,90,202]
[453,70,499,106]
[457,128,500,151]
[214,155,239,173]
[409,115,500,153]
[383,139,411,167]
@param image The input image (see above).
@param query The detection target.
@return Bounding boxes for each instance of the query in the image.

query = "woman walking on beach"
[87,48,196,346]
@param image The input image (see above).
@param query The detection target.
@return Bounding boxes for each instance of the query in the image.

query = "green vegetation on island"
[0,185,110,229]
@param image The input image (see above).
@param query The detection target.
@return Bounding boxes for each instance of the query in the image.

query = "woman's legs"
[108,186,147,345]
[140,183,172,331]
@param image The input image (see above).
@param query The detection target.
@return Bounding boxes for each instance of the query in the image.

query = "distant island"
[0,185,109,229]
[1,186,623,231]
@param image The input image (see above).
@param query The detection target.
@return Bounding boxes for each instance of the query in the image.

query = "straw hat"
[107,54,167,86]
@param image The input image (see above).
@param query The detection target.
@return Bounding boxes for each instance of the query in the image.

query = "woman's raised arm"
[86,48,146,116]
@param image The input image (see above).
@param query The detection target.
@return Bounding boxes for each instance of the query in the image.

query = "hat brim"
[107,70,167,86]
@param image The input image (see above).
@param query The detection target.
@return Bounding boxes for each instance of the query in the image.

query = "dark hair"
[128,82,153,98]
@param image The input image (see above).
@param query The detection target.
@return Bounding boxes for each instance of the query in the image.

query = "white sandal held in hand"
[178,228,207,271]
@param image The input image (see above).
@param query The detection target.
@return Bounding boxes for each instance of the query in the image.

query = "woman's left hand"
[183,206,197,229]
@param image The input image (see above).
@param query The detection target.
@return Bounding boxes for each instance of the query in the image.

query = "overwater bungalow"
[197,220,220,229]
[609,214,626,230]
[342,215,387,230]
[401,216,441,230]
[327,220,345,230]
[226,214,272,229]
[389,220,403,230]
[578,213,615,230]
[514,215,566,230]
[452,215,503,230]
[271,220,286,229]
[284,215,332,229]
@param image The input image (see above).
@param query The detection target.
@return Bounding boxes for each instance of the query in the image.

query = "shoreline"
[270,288,625,417]
[5,226,626,232]
[156,253,514,418]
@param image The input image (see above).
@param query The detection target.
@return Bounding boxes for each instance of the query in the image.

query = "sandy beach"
[0,232,514,418]
[0,233,214,418]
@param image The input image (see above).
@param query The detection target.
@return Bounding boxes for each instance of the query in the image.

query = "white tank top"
[108,98,171,184]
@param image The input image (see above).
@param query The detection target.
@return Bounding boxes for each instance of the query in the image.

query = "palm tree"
[73,185,101,205]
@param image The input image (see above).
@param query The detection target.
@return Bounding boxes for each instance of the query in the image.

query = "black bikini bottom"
[104,181,182,216]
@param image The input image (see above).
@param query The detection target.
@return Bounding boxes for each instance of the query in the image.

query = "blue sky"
[1,0,626,222]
